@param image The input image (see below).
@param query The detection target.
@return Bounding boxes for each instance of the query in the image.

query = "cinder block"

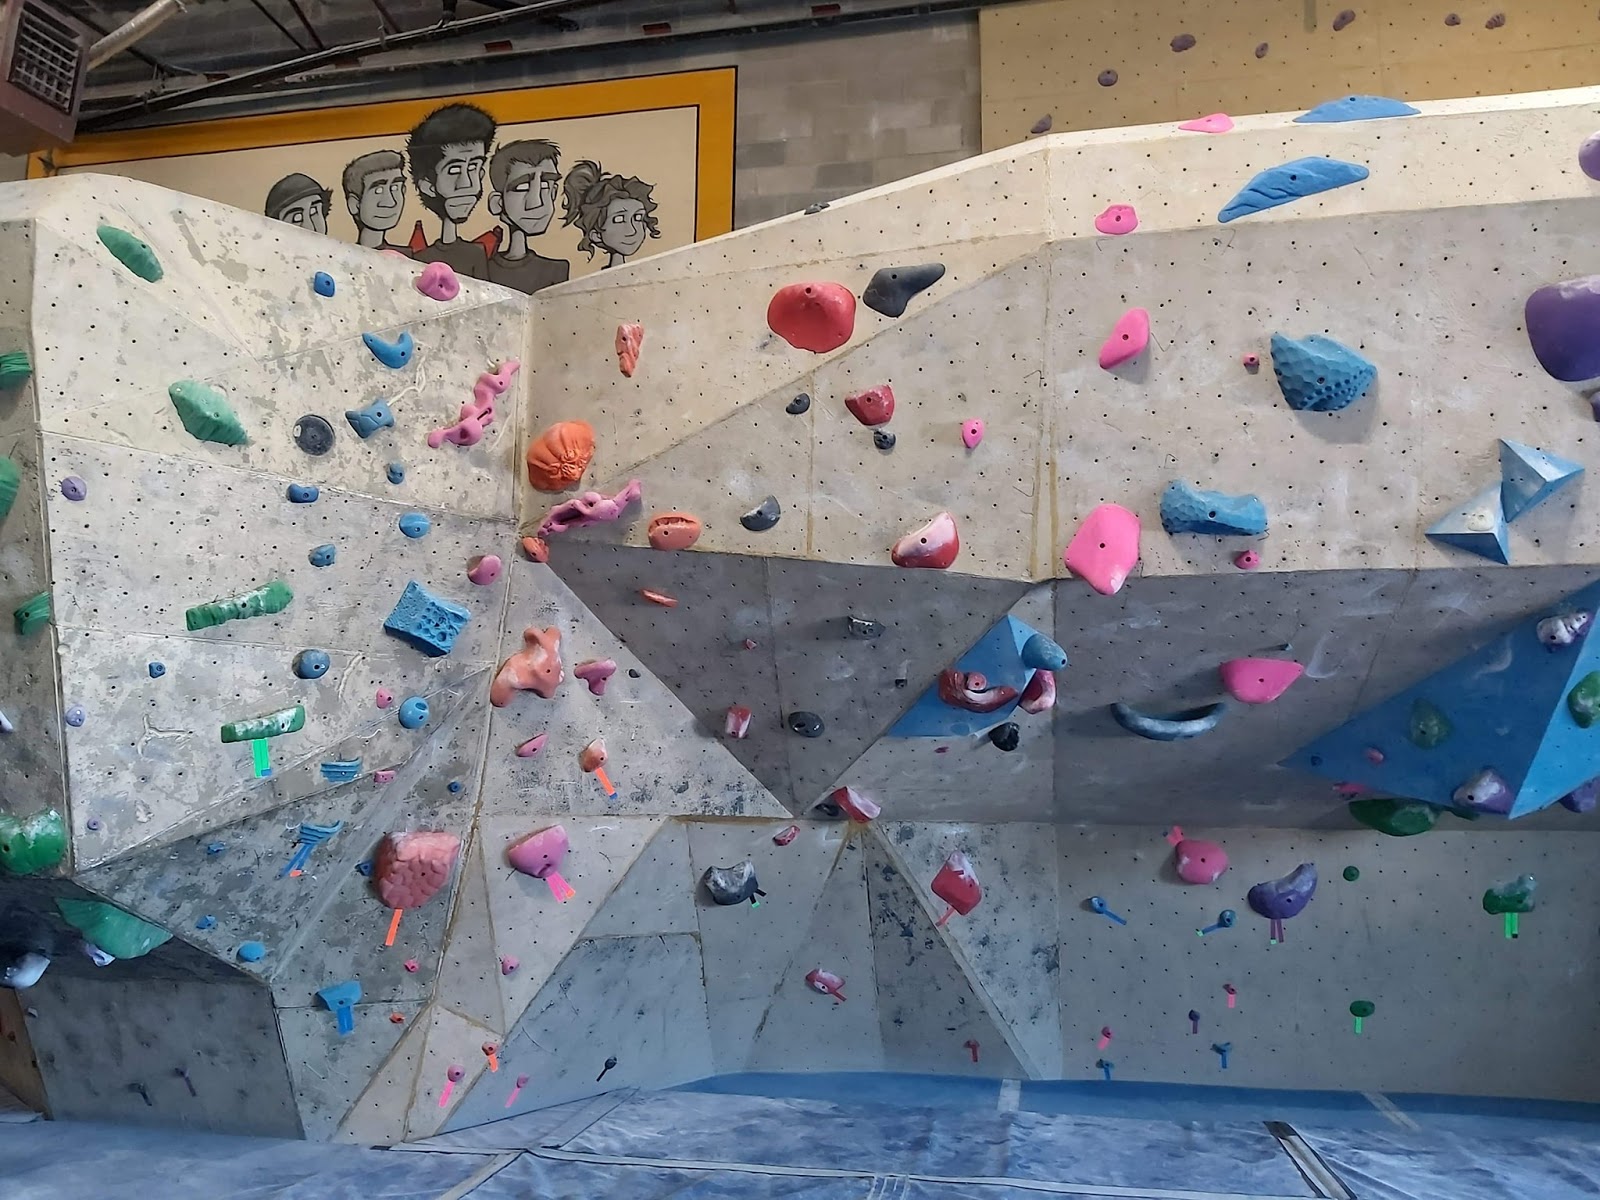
[815,161,876,189]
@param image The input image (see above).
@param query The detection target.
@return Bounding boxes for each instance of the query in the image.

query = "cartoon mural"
[561,160,661,270]
[264,172,331,234]
[486,138,570,292]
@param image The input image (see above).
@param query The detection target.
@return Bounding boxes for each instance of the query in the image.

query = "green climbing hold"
[169,380,248,446]
[1349,797,1440,837]
[97,224,163,282]
[186,580,292,631]
[1569,671,1600,728]
[0,351,30,389]
[1349,1000,1375,1019]
[1407,698,1452,749]
[13,592,49,637]
[1482,874,1536,915]
[0,809,67,875]
[1342,866,1360,882]
[220,704,305,744]
[0,455,19,523]
[55,898,173,959]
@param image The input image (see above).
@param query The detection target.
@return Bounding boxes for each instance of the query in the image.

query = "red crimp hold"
[767,282,857,353]
[829,786,880,823]
[1019,669,1056,714]
[725,705,752,739]
[932,851,982,925]
[938,669,1018,713]
[844,385,895,426]
[773,824,800,846]
[891,511,960,569]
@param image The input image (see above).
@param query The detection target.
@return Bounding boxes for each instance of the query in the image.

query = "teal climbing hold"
[1426,485,1509,564]
[0,351,30,389]
[1160,481,1267,536]
[55,899,173,959]
[1270,333,1376,412]
[0,455,19,523]
[97,224,163,282]
[169,381,249,446]
[186,580,293,631]
[1217,157,1369,223]
[1498,439,1583,523]
[1294,96,1419,123]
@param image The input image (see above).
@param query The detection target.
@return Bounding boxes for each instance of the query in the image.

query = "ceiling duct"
[0,0,93,154]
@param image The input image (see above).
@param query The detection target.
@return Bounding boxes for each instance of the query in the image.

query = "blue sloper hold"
[1270,333,1376,412]
[1217,156,1370,223]
[346,399,394,439]
[383,580,470,657]
[1294,95,1420,123]
[1426,484,1509,564]
[319,759,362,783]
[363,331,414,368]
[1499,439,1583,522]
[1160,481,1268,536]
[888,615,1042,737]
[1284,577,1600,819]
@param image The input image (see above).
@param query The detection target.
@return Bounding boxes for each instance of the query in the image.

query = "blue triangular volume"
[1499,439,1583,522]
[1426,485,1509,564]
[1294,95,1419,123]
[1282,578,1600,818]
[887,615,1036,737]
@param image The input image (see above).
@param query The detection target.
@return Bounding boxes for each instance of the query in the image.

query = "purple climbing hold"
[1484,12,1505,29]
[1098,69,1118,87]
[1525,277,1600,383]
[1247,863,1317,921]
[1332,9,1356,31]
[1255,42,1269,58]
[60,477,86,502]
[1560,776,1600,813]
[1579,132,1600,182]
[1453,768,1514,815]
[1170,33,1195,52]
[1030,114,1053,135]
[1444,13,1460,26]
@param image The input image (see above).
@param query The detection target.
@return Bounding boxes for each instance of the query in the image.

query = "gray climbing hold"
[1170,33,1195,51]
[846,616,884,640]
[786,393,811,415]
[1294,96,1419,123]
[1217,157,1370,223]
[702,862,765,906]
[1426,485,1508,564]
[1160,481,1268,536]
[1332,8,1355,30]
[1270,333,1376,412]
[989,722,1020,751]
[1098,69,1118,86]
[787,711,824,737]
[1110,701,1228,741]
[346,399,395,439]
[873,430,896,452]
[1525,277,1600,383]
[861,264,946,319]
[803,201,830,215]
[1499,439,1582,522]
[740,496,781,532]
[293,415,335,455]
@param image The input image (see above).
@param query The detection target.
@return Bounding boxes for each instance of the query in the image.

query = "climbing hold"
[1561,777,1599,813]
[1170,32,1195,51]
[415,261,460,301]
[1242,353,1260,371]
[1453,768,1513,814]
[725,705,752,739]
[1247,863,1317,943]
[0,351,28,390]
[0,456,18,523]
[703,862,765,906]
[861,263,946,318]
[846,616,884,639]
[186,580,293,631]
[1484,11,1504,28]
[0,711,10,734]
[1426,485,1508,564]
[844,384,895,426]
[1166,827,1229,884]
[148,662,165,678]
[1332,8,1355,30]
[312,271,335,297]
[1349,797,1440,837]
[1160,481,1267,536]
[767,282,857,352]
[827,786,880,823]
[1540,610,1595,649]
[466,554,503,587]
[1580,132,1600,181]
[59,476,85,502]
[309,544,336,567]
[521,535,550,562]
[939,669,1019,713]
[891,511,960,569]
[1097,69,1117,86]
[575,659,618,695]
[961,419,984,449]
[1094,204,1138,235]
[398,512,431,539]
[1063,504,1140,595]
[1219,658,1303,704]
[0,809,67,875]
[1270,333,1376,412]
[578,738,607,773]
[615,322,644,377]
[492,626,564,705]
[220,705,305,743]
[1524,277,1600,382]
[373,830,460,909]
[1499,439,1583,522]
[1343,867,1362,883]
[292,415,335,456]
[1234,550,1260,570]
[1098,308,1149,370]
[647,512,703,551]
[930,852,982,923]
[386,462,405,486]
[13,592,48,637]
[346,399,395,439]
[53,900,173,962]
[374,689,393,709]
[426,359,518,449]
[524,420,598,493]
[515,732,548,758]
[286,483,319,504]
[786,393,811,415]
[506,825,573,902]
[1255,42,1268,57]
[1295,96,1419,123]
[773,824,799,845]
[362,331,415,369]
[97,224,162,281]
[787,710,824,737]
[806,969,847,1002]
[1030,114,1053,135]
[1019,670,1056,715]
[320,759,361,784]
[1407,698,1453,749]
[293,649,331,680]
[63,705,85,728]
[640,588,678,607]
[1179,113,1234,134]
[169,381,248,446]
[1569,671,1600,728]
[1110,701,1227,741]
[740,496,781,532]
[374,770,396,784]
[1483,874,1536,916]
[1021,633,1068,672]
[803,201,830,214]
[398,696,430,729]
[536,479,642,538]
[236,941,267,963]
[384,581,472,658]
[989,722,1021,751]
[1217,157,1369,223]
[873,429,896,452]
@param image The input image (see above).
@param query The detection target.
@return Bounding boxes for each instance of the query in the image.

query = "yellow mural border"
[30,67,736,240]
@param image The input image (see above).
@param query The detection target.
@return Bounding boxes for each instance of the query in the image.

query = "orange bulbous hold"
[491,626,565,706]
[525,421,596,492]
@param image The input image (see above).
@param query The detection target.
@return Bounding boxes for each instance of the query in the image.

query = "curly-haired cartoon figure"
[560,160,661,269]
[264,173,331,235]
[485,138,569,294]
[342,149,407,252]
[406,102,497,279]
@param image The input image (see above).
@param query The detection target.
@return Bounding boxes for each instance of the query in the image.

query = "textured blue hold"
[1217,156,1370,223]
[319,758,362,783]
[293,649,331,680]
[204,841,226,855]
[384,580,470,657]
[346,399,395,439]
[147,662,166,679]
[387,461,405,485]
[398,696,429,729]
[363,330,414,368]
[1021,632,1068,671]
[1160,480,1268,536]
[1294,95,1419,123]
[196,916,216,930]
[237,941,267,963]
[286,483,319,504]
[1499,439,1583,523]
[309,543,336,568]
[1426,485,1509,564]
[1270,333,1376,412]
[312,271,335,297]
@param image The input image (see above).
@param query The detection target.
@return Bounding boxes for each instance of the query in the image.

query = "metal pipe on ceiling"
[87,0,189,68]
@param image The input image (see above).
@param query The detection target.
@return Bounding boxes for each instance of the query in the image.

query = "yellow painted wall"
[981,0,1600,149]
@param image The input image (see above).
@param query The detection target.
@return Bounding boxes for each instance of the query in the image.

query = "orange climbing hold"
[525,420,597,492]
[491,626,565,705]
[615,323,644,377]
[767,282,857,353]
[373,830,461,910]
[520,535,550,563]
[647,512,703,551]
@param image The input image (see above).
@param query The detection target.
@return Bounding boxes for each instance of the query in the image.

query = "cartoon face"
[352,167,405,231]
[420,141,487,221]
[277,195,328,234]
[600,197,649,257]
[497,157,560,236]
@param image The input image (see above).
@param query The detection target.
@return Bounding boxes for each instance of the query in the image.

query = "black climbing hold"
[702,862,765,906]
[786,393,811,415]
[803,201,830,214]
[873,430,896,452]
[740,495,782,532]
[596,1055,619,1082]
[787,711,824,737]
[293,415,335,456]
[989,722,1021,752]
[861,263,947,319]
[846,616,884,640]
[628,668,641,679]
[1255,42,1269,58]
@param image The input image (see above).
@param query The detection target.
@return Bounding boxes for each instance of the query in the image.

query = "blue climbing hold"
[237,941,267,963]
[448,779,463,794]
[319,759,362,783]
[1294,95,1419,123]
[287,483,320,504]
[293,649,331,680]
[1499,439,1583,523]
[1270,333,1376,412]
[196,916,216,930]
[398,696,430,729]
[205,842,226,855]
[387,462,405,485]
[148,662,166,679]
[346,399,394,439]
[398,512,431,539]
[1160,481,1268,536]
[363,331,414,368]
[1217,156,1369,223]
[383,580,470,657]
[1426,485,1509,564]
[1111,701,1228,741]
[313,272,335,297]
[309,543,336,568]
[356,859,373,877]
[1021,632,1068,671]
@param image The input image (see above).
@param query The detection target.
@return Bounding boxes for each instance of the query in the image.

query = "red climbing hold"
[615,323,643,377]
[891,511,960,569]
[1219,658,1303,704]
[1179,113,1234,134]
[844,385,895,427]
[578,738,607,773]
[938,669,1018,713]
[829,786,881,823]
[931,851,983,924]
[1094,204,1138,235]
[773,824,800,845]
[1019,669,1057,714]
[1099,308,1150,370]
[1063,503,1140,595]
[806,969,847,1002]
[725,705,752,739]
[767,282,856,353]
[373,831,461,910]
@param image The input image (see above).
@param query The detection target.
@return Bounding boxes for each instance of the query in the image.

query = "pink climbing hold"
[806,969,847,1002]
[536,479,643,538]
[415,261,460,301]
[891,511,960,569]
[506,824,570,882]
[1094,204,1138,235]
[1063,503,1140,595]
[373,830,461,910]
[515,732,548,758]
[467,555,502,586]
[615,323,644,377]
[1019,669,1056,715]
[404,958,419,973]
[961,419,985,449]
[767,282,857,353]
[574,658,617,696]
[376,688,394,709]
[773,825,799,846]
[1233,550,1260,571]
[1166,826,1229,885]
[725,705,752,739]
[374,769,396,784]
[1219,658,1304,704]
[1179,113,1235,134]
[499,955,519,975]
[1242,353,1260,371]
[427,360,521,449]
[1098,308,1150,370]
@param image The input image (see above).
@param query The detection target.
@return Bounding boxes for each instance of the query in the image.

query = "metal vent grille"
[9,0,80,113]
